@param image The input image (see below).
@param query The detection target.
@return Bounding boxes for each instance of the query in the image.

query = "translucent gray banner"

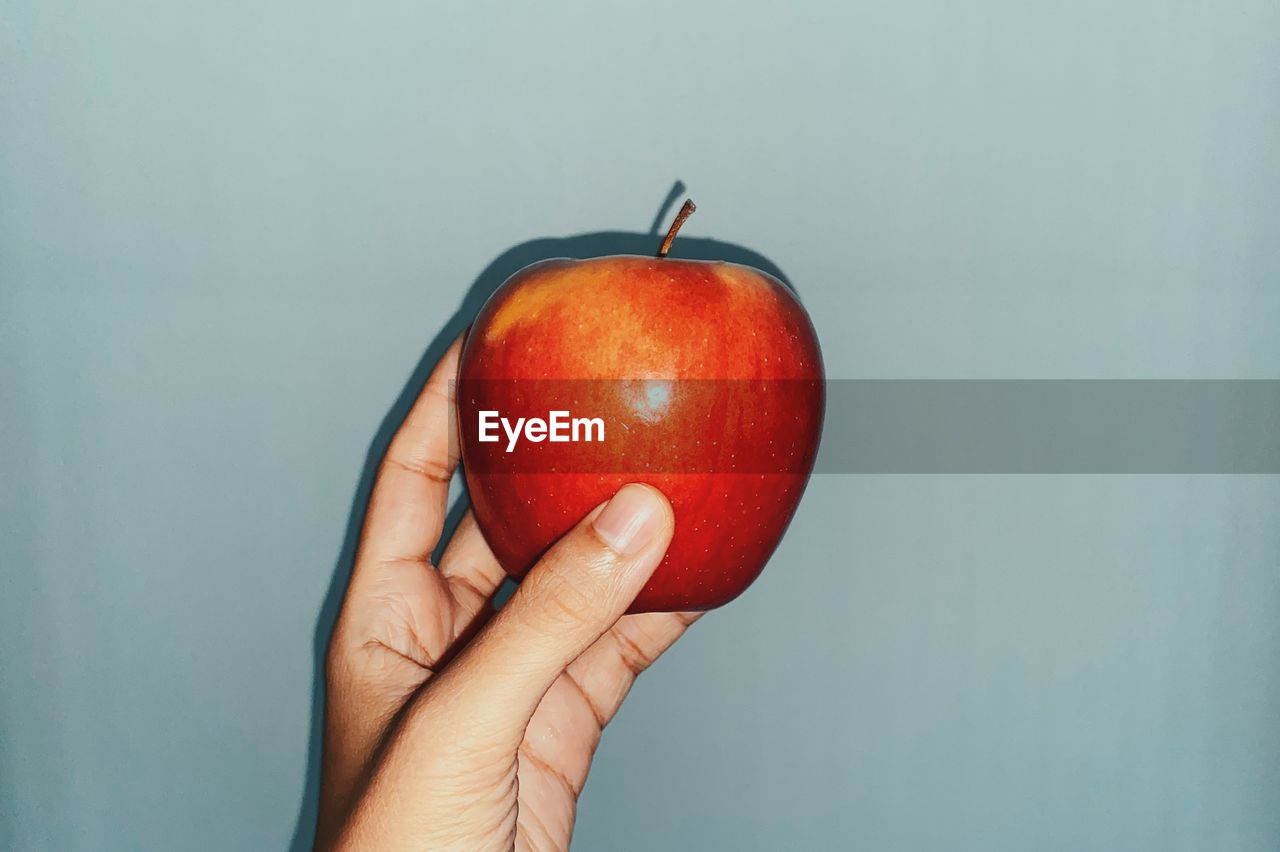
[452,380,1280,474]
[818,380,1280,473]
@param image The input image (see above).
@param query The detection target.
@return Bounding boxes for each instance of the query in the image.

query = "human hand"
[316,336,701,851]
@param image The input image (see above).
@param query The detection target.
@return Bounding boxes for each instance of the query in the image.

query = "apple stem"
[656,199,696,258]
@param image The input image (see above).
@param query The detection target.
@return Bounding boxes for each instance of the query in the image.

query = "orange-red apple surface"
[457,203,824,612]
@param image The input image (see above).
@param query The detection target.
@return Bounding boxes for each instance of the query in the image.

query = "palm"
[354,508,698,851]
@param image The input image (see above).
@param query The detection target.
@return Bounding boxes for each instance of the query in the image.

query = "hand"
[316,336,701,851]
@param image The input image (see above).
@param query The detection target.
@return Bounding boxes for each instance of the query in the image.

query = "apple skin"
[456,255,824,613]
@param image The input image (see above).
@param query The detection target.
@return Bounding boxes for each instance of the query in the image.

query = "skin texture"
[317,337,701,851]
[458,256,825,612]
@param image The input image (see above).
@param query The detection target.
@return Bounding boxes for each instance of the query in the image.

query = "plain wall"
[3,2,1278,849]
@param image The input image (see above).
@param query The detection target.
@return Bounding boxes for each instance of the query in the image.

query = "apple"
[457,201,824,612]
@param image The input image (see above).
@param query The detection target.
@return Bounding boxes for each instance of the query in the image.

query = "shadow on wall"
[286,181,795,851]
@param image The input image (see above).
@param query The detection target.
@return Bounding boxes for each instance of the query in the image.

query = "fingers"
[565,609,702,729]
[515,610,703,809]
[417,483,675,745]
[358,335,463,568]
[437,510,507,626]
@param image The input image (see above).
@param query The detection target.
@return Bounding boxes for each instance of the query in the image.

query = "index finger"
[357,334,463,567]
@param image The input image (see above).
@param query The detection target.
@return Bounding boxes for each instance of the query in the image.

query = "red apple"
[457,202,824,612]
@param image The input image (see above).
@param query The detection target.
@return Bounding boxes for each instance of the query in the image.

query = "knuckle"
[527,551,616,631]
[381,452,453,486]
[537,571,600,626]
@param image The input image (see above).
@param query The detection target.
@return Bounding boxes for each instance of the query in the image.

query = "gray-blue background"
[3,2,1279,850]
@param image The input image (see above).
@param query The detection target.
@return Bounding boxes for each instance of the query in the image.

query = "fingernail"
[592,484,664,555]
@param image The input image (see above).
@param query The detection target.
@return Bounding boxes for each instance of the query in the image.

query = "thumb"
[427,483,674,740]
